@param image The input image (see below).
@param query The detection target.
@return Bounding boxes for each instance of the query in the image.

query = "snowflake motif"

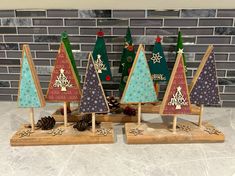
[96,128,112,136]
[129,128,144,136]
[151,52,162,63]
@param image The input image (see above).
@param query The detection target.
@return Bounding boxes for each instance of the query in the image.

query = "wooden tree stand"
[125,121,224,144]
[52,108,137,123]
[10,122,114,146]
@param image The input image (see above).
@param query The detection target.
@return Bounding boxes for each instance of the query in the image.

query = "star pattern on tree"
[53,68,73,91]
[94,54,107,73]
[168,86,188,109]
[151,52,162,63]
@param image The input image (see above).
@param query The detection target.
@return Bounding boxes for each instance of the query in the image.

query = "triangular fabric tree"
[121,44,158,125]
[18,45,46,131]
[80,53,109,133]
[119,27,136,95]
[92,30,112,82]
[189,46,220,105]
[176,31,187,73]
[46,43,82,127]
[189,45,221,127]
[160,51,191,115]
[148,36,170,95]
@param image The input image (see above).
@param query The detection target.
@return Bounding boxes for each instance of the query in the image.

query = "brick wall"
[0,9,235,107]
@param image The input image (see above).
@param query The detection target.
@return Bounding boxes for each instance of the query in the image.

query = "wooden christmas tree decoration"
[148,36,170,95]
[160,49,191,133]
[119,27,136,96]
[176,31,187,73]
[189,45,221,127]
[120,44,158,125]
[46,42,81,127]
[92,30,112,82]
[80,53,109,133]
[17,45,46,132]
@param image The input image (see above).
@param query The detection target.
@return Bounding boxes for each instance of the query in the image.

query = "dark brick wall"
[0,9,235,107]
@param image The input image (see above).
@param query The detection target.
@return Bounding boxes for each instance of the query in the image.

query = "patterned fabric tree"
[80,53,109,133]
[46,43,82,127]
[119,27,136,95]
[92,30,112,82]
[18,45,46,132]
[120,45,158,125]
[176,31,187,73]
[160,50,191,132]
[148,36,170,95]
[189,45,220,127]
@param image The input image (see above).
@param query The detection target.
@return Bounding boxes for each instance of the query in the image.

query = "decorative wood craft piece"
[80,53,109,133]
[92,30,112,82]
[148,36,170,95]
[189,45,221,127]
[119,27,136,95]
[18,45,45,131]
[46,42,81,127]
[160,51,191,132]
[121,44,158,125]
[176,31,187,73]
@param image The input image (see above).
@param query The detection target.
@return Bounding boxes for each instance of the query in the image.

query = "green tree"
[119,27,135,95]
[176,31,187,73]
[92,30,112,82]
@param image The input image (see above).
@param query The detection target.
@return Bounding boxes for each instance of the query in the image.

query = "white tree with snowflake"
[168,86,188,109]
[53,68,73,91]
[94,54,107,73]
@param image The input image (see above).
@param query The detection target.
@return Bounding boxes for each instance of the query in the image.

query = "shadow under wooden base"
[10,122,114,146]
[125,121,224,144]
[52,108,137,123]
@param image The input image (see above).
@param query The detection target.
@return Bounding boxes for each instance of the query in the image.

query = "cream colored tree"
[168,86,188,109]
[53,68,73,91]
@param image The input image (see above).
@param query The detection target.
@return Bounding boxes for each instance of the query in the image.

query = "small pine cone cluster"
[123,106,136,116]
[73,114,100,131]
[106,96,123,114]
[36,116,56,130]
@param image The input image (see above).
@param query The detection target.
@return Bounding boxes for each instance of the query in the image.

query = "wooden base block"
[52,108,137,123]
[125,121,224,144]
[10,122,114,146]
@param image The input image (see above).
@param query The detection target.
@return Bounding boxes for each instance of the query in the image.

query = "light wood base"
[10,122,114,146]
[125,122,224,144]
[52,108,137,123]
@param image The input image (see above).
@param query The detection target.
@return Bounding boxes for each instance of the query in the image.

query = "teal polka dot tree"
[18,45,46,132]
[120,44,158,125]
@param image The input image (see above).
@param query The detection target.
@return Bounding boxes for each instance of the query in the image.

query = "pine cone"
[60,107,72,115]
[123,106,136,116]
[81,114,92,123]
[36,116,56,130]
[106,96,120,109]
[73,120,88,131]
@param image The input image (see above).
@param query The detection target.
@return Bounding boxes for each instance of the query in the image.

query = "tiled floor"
[1,102,235,176]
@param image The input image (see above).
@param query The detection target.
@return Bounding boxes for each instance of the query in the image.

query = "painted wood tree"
[160,50,191,132]
[80,53,109,133]
[119,27,136,95]
[148,36,170,95]
[61,31,81,111]
[46,43,82,127]
[18,45,46,132]
[176,31,187,73]
[92,30,112,82]
[189,45,221,127]
[120,44,158,125]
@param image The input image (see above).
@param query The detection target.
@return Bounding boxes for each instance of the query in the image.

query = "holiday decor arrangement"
[92,30,112,82]
[125,46,224,144]
[10,30,224,146]
[119,27,136,95]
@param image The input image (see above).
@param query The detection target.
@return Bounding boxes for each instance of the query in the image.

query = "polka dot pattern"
[190,52,220,105]
[79,56,109,113]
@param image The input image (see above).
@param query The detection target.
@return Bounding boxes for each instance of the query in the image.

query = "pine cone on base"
[106,96,122,114]
[36,116,56,130]
[123,106,136,116]
[73,120,88,131]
